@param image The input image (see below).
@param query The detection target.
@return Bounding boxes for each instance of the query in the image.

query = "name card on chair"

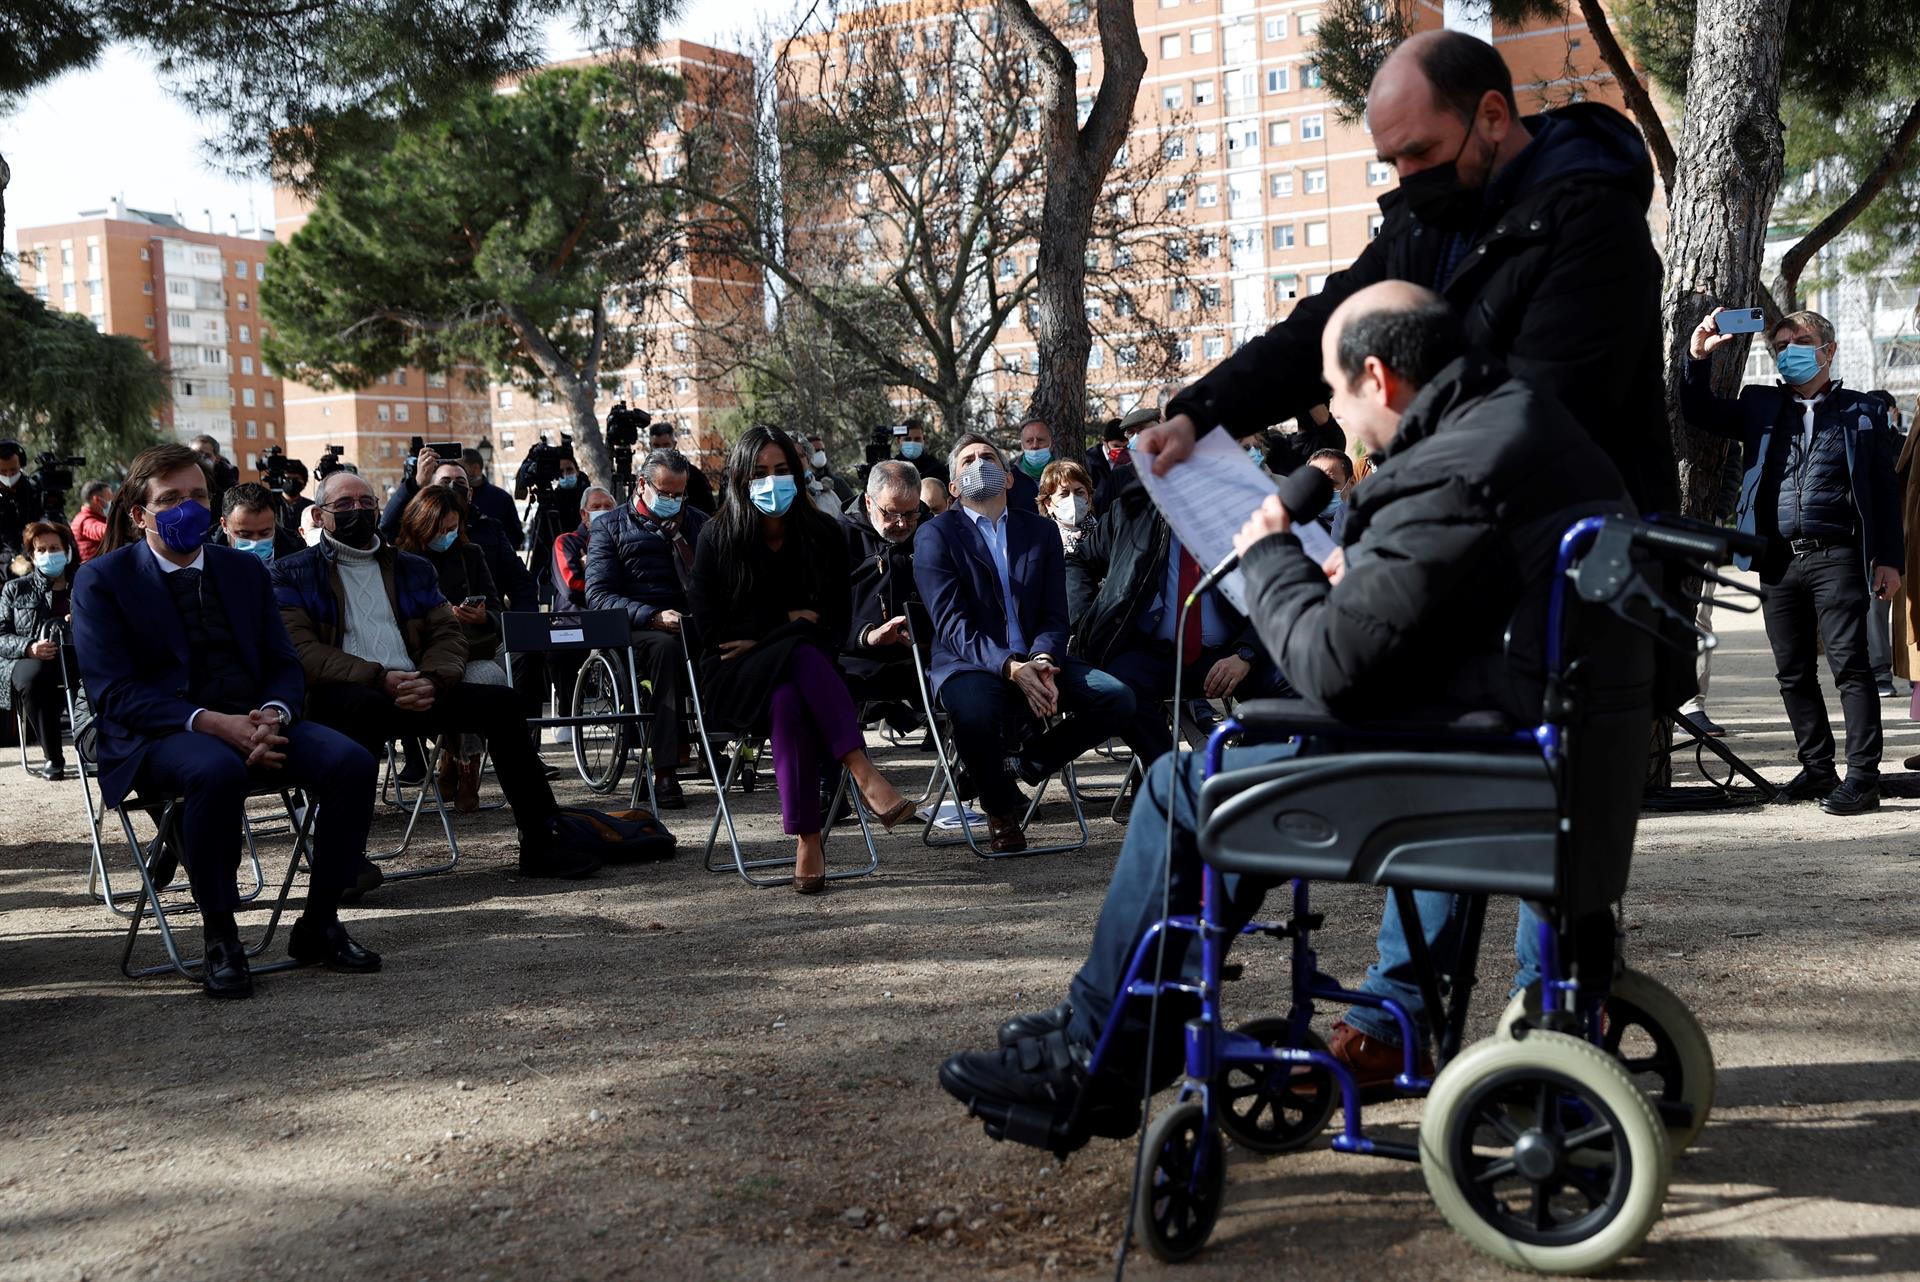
[550,627,585,644]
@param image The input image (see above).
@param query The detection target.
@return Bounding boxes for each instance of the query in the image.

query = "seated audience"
[841,460,927,709]
[1081,418,1124,494]
[920,476,951,516]
[274,459,315,534]
[212,482,305,562]
[896,419,947,486]
[912,435,1134,853]
[647,420,717,515]
[1,520,85,779]
[380,449,537,612]
[72,443,382,999]
[72,481,112,562]
[272,469,602,879]
[553,485,618,610]
[1307,447,1356,537]
[1094,406,1158,515]
[805,432,858,508]
[688,426,916,892]
[587,450,711,808]
[298,501,326,547]
[1037,460,1097,553]
[396,484,507,812]
[939,284,1636,1128]
[1067,466,1291,765]
[1007,418,1051,514]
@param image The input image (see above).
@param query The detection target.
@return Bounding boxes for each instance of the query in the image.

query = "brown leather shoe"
[1327,1020,1434,1099]
[456,755,482,813]
[987,812,1026,854]
[436,751,460,803]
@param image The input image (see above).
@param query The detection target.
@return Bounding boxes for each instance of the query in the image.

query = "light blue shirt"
[962,503,1027,655]
[1146,534,1231,650]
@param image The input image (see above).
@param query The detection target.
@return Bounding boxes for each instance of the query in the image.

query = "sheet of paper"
[1135,428,1337,615]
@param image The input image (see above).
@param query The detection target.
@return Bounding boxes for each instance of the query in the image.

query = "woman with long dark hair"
[688,425,914,892]
[396,484,505,810]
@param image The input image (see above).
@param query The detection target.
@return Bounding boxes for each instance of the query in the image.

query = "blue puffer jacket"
[270,538,468,690]
[586,501,709,631]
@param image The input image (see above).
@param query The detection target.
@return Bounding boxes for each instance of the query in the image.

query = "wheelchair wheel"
[1133,1099,1225,1263]
[1217,1021,1337,1154]
[570,652,631,795]
[1496,970,1715,1154]
[1420,1032,1668,1275]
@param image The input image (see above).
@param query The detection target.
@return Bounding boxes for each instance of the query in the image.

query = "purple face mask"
[150,499,212,554]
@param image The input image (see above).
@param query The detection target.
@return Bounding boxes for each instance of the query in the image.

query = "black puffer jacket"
[840,502,927,679]
[1238,358,1633,725]
[1166,103,1677,515]
[0,568,62,711]
[586,500,709,631]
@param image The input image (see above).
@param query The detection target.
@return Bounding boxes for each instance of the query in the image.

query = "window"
[1160,34,1180,58]
[427,404,446,423]
[1308,273,1329,295]
[1266,67,1289,94]
[1304,63,1322,88]
[1198,234,1219,258]
[395,403,410,422]
[1116,243,1133,267]
[238,324,250,343]
[1368,213,1385,240]
[381,440,393,459]
[139,247,149,261]
[1195,131,1217,156]
[1171,288,1190,312]
[145,315,154,329]
[1301,115,1324,141]
[673,330,690,352]
[1164,135,1186,159]
[1264,15,1286,39]
[168,279,190,297]
[169,310,191,328]
[1269,120,1292,146]
[1197,183,1218,207]
[497,390,513,409]
[60,248,72,266]
[1087,298,1102,317]
[1167,236,1189,262]
[255,261,266,280]
[1114,193,1133,217]
[1367,161,1392,186]
[265,391,276,408]
[142,281,153,295]
[1163,86,1184,111]
[1201,285,1220,309]
[1177,338,1193,362]
[427,372,447,388]
[999,256,1016,281]
[896,32,914,54]
[246,420,258,439]
[1305,169,1327,194]
[266,423,277,438]
[1166,186,1188,211]
[375,402,390,421]
[234,261,247,279]
[240,355,254,375]
[1306,221,1328,247]
[674,376,691,394]
[1088,346,1103,369]
[1204,335,1225,358]
[1270,172,1294,198]
[1117,343,1139,367]
[1225,70,1255,100]
[1160,0,1177,7]
[1006,353,1023,375]
[395,370,407,386]
[1274,275,1298,302]
[1190,29,1212,54]
[1271,224,1295,249]
[1298,12,1320,35]
[237,292,250,310]
[1193,79,1215,105]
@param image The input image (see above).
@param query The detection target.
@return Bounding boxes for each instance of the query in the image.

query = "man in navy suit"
[72,443,381,1000]
[913,434,1133,852]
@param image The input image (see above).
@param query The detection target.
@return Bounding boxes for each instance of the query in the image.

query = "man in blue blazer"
[71,444,382,1000]
[913,434,1133,852]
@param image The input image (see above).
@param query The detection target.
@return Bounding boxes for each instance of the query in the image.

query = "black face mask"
[1398,125,1487,233]
[329,509,379,549]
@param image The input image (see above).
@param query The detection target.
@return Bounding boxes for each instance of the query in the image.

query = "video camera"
[32,450,85,520]
[315,445,346,479]
[521,432,576,493]
[259,445,298,494]
[867,423,907,467]
[605,401,652,491]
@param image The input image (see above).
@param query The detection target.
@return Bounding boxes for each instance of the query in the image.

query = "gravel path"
[3,578,1918,1281]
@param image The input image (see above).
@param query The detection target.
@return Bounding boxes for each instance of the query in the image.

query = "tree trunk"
[1001,0,1147,463]
[502,300,613,483]
[0,148,9,261]
[1776,99,1920,312]
[1661,0,1793,521]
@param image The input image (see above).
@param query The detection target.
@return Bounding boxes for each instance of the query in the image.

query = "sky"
[0,2,771,250]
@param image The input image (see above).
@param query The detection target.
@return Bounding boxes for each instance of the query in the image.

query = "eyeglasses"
[874,506,920,522]
[323,497,379,514]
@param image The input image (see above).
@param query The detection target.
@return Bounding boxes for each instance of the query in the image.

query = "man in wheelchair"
[940,282,1638,1140]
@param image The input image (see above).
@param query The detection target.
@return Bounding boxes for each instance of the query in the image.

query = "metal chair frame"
[502,609,658,813]
[365,734,463,880]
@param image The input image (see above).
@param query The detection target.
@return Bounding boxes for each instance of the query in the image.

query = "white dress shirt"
[148,541,294,732]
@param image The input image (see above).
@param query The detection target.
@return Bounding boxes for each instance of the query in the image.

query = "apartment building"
[12,201,284,461]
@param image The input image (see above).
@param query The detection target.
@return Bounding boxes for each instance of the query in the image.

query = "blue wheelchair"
[1085,514,1741,1273]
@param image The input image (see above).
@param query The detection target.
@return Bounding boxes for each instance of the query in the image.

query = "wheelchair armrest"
[1231,698,1520,743]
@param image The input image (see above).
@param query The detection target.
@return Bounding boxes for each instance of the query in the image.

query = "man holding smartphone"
[1682,306,1904,815]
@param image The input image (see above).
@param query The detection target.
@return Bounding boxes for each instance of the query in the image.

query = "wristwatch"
[1235,645,1256,665]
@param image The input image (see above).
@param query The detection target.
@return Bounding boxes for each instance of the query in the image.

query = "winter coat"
[380,475,537,611]
[687,516,853,730]
[0,474,42,558]
[840,501,927,681]
[0,568,64,711]
[72,506,109,562]
[1166,103,1677,515]
[1237,357,1633,726]
[586,501,710,632]
[421,541,502,662]
[271,539,468,692]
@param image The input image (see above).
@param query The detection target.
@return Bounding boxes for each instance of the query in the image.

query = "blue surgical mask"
[647,492,683,520]
[587,506,614,523]
[1246,444,1265,467]
[750,474,797,516]
[428,530,458,553]
[556,473,582,488]
[1126,434,1138,451]
[150,499,212,554]
[1776,343,1827,385]
[1023,447,1052,467]
[1325,492,1344,517]
[231,537,275,563]
[33,550,69,578]
[900,440,923,460]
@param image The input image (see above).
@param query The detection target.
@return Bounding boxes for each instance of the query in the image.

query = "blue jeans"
[938,658,1134,815]
[1339,893,1543,1045]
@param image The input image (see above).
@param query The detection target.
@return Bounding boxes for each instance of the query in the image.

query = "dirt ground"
[3,582,1919,1282]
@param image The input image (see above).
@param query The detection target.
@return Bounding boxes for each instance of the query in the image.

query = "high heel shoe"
[861,787,917,832]
[794,873,827,895]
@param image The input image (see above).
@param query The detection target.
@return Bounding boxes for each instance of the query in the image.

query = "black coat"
[1166,103,1677,515]
[0,568,63,711]
[900,450,947,486]
[840,503,925,680]
[1065,470,1263,668]
[687,517,853,730]
[421,541,502,661]
[0,474,43,557]
[1238,358,1633,726]
[380,476,537,611]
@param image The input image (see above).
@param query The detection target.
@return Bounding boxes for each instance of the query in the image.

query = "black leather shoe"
[652,774,686,811]
[202,938,254,999]
[1820,777,1881,816]
[1777,767,1841,802]
[998,1001,1072,1047]
[289,918,383,972]
[939,1030,1139,1153]
[32,760,67,781]
[338,859,385,905]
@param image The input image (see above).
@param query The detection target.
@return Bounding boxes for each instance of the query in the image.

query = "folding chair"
[362,734,463,881]
[111,785,315,983]
[501,610,656,810]
[13,641,83,773]
[903,605,1091,859]
[681,627,883,888]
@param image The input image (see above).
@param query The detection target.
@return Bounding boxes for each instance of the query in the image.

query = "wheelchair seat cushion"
[1198,751,1561,899]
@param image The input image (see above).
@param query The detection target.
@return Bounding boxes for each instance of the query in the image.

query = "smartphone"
[461,595,486,607]
[427,441,464,459]
[1716,307,1765,335]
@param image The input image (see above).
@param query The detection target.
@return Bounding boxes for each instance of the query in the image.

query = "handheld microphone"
[1188,465,1336,602]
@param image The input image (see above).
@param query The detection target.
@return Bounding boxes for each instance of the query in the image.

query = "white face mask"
[1053,495,1089,527]
[0,472,19,487]
[301,523,325,547]
[809,449,828,469]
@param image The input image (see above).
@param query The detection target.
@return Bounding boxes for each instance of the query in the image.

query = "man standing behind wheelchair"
[586,448,710,810]
[939,283,1637,1142]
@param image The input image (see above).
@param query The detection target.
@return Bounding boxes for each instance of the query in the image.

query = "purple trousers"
[769,643,865,834]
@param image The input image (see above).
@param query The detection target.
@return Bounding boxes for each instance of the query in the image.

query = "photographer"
[274,459,314,534]
[894,420,946,486]
[516,439,587,601]
[381,449,537,612]
[190,435,241,512]
[0,520,84,780]
[0,442,44,565]
[72,481,112,562]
